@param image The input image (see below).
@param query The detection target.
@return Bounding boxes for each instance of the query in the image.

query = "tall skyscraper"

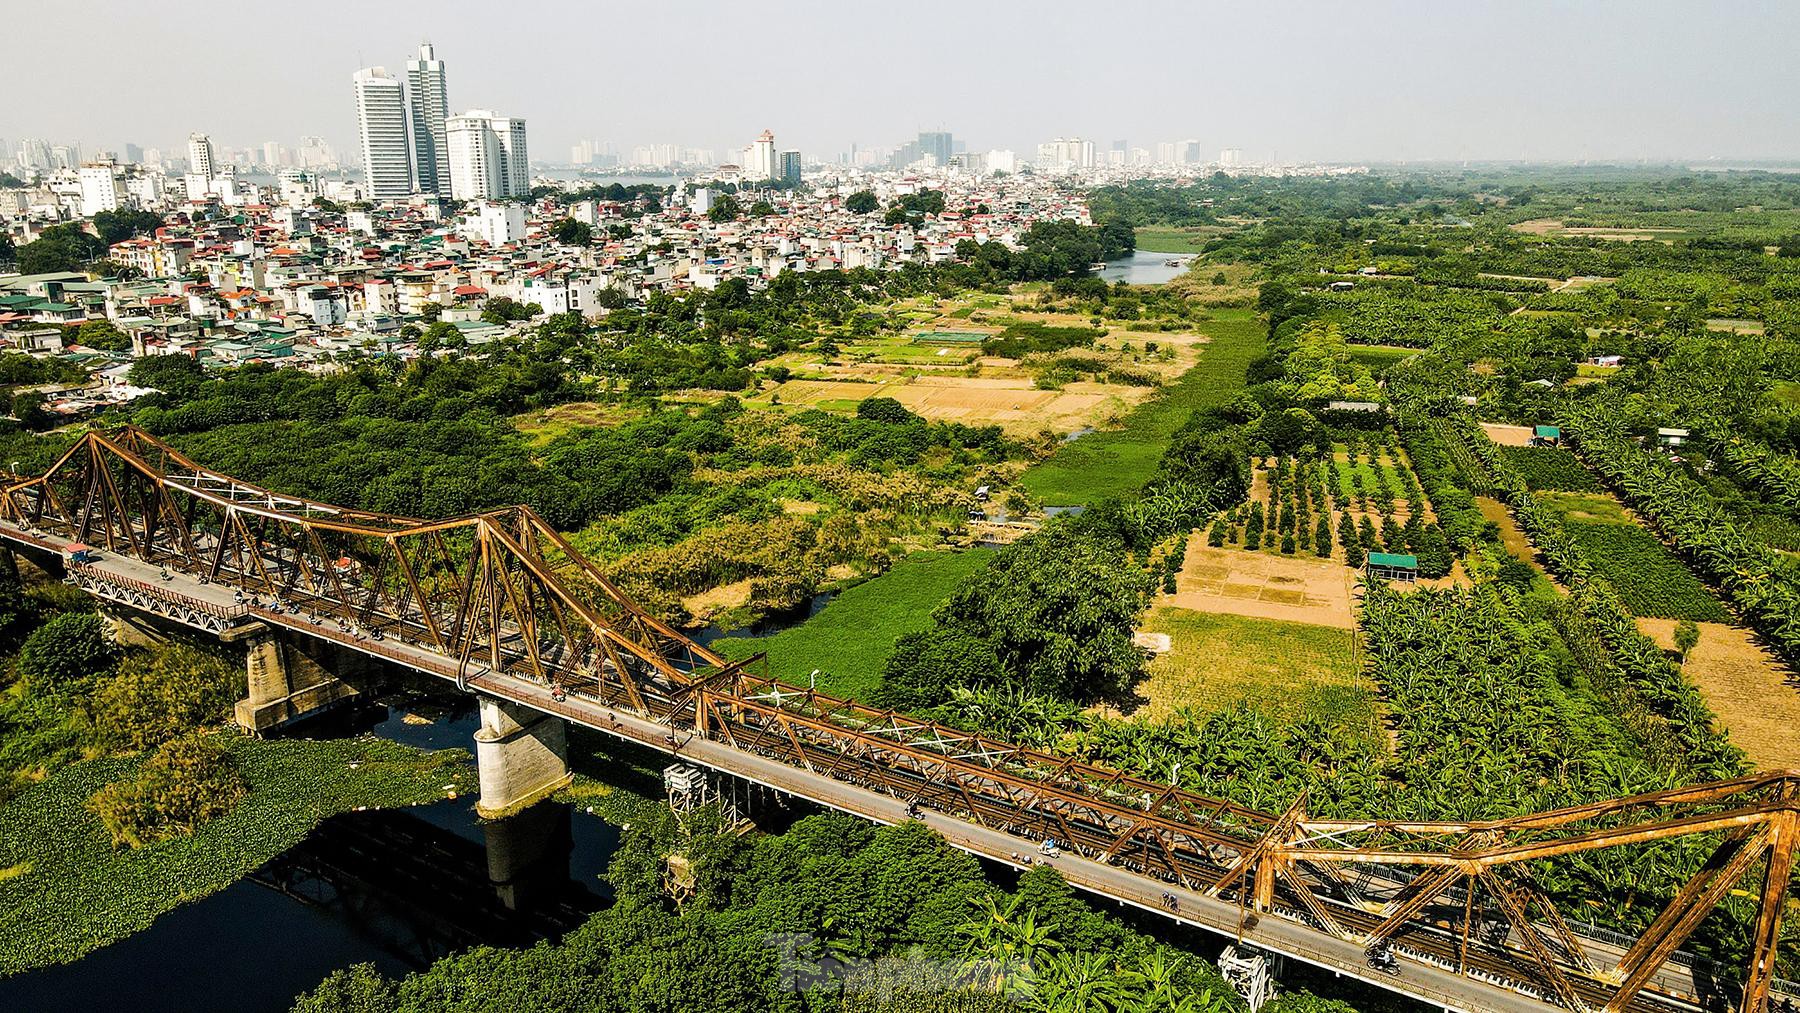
[353,67,413,201]
[187,133,215,178]
[746,129,776,180]
[16,138,50,172]
[918,131,953,167]
[446,109,528,199]
[406,42,450,195]
[78,159,126,216]
[123,143,143,164]
[778,149,802,186]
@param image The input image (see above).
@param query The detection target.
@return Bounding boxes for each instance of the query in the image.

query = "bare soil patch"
[1165,539,1356,629]
[1637,618,1800,770]
[762,375,1150,434]
[1480,422,1536,447]
[1511,219,1565,235]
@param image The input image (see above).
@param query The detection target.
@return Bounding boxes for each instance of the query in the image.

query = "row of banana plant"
[1698,423,1800,510]
[1427,413,1747,781]
[1562,400,1800,670]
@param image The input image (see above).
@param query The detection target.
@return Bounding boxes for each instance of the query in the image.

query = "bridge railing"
[68,563,249,622]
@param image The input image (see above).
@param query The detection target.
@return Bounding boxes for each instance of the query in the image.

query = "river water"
[0,584,843,1012]
[1098,250,1196,285]
[0,700,623,1013]
[0,587,858,1012]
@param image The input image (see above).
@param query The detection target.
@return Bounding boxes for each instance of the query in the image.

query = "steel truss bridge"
[2,427,1795,1013]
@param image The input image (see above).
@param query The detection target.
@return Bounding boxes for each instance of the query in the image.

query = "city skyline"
[6,0,1800,167]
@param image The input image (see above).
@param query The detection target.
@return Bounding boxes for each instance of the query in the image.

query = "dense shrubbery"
[1499,445,1603,492]
[88,732,247,848]
[878,526,1150,709]
[1561,522,1730,622]
[89,645,241,752]
[15,611,113,692]
[980,321,1101,359]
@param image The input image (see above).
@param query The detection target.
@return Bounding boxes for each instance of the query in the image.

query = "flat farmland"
[758,375,1148,433]
[1164,539,1356,629]
[1638,618,1800,769]
[1131,605,1377,742]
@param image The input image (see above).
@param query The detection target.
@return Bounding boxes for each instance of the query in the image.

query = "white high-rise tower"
[353,67,413,201]
[406,42,450,195]
[187,132,215,179]
[446,110,529,200]
[745,129,776,180]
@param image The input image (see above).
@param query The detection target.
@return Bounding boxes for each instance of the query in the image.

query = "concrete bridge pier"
[230,624,360,734]
[474,696,571,820]
[482,801,574,911]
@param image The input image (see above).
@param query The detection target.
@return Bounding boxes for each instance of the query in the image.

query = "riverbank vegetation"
[0,563,473,976]
[0,733,471,976]
[292,809,1360,1013]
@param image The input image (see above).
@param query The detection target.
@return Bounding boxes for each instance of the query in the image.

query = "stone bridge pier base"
[474,696,571,820]
[230,625,361,734]
[483,802,574,911]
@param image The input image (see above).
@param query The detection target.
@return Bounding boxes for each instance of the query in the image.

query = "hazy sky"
[6,0,1800,165]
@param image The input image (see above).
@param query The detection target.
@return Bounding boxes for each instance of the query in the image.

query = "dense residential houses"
[0,164,1098,419]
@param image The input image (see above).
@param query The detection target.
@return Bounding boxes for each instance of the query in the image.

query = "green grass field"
[1345,345,1418,369]
[1331,448,1413,500]
[1537,491,1635,526]
[1020,309,1264,506]
[714,549,992,700]
[1136,607,1377,742]
[1134,227,1217,254]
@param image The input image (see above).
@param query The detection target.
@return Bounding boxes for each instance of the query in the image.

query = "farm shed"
[1365,552,1419,582]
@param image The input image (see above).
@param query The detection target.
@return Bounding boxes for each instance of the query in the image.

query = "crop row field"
[1500,445,1603,492]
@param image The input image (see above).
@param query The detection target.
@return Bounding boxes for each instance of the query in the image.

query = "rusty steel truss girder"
[2,427,1795,1013]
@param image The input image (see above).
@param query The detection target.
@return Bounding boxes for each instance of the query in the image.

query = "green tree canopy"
[707,194,741,223]
[17,611,114,691]
[551,218,594,246]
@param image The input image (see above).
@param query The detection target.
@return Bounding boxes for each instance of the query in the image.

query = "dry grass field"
[1131,605,1378,741]
[758,375,1149,433]
[1637,618,1800,770]
[1479,422,1536,447]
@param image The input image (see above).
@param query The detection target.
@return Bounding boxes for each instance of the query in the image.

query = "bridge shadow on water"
[0,697,623,1013]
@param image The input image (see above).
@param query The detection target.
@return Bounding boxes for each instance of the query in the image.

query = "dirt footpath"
[1638,618,1800,769]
